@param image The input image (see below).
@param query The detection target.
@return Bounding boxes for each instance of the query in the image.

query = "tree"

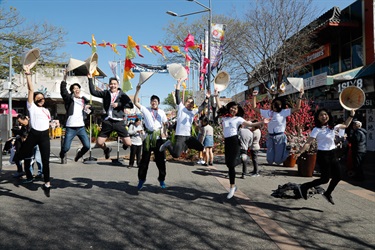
[161,0,318,96]
[0,6,67,78]
[225,0,317,93]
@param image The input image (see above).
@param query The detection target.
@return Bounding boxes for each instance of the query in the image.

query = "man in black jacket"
[60,71,91,163]
[349,120,367,180]
[89,75,133,159]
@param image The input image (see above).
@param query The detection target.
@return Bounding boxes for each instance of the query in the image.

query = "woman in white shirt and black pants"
[215,90,268,199]
[296,108,355,205]
[15,66,52,197]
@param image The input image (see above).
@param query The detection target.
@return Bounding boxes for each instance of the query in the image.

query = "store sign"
[303,44,331,65]
[337,78,363,92]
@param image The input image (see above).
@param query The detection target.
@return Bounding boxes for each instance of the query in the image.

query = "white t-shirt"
[66,97,85,127]
[27,102,50,131]
[140,105,167,132]
[175,102,198,136]
[310,124,341,151]
[260,109,291,134]
[221,116,245,138]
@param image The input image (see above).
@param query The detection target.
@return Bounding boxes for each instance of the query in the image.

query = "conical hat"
[21,48,40,70]
[66,58,85,72]
[167,63,187,80]
[214,71,230,92]
[138,72,155,86]
[84,53,98,75]
[339,86,366,110]
[287,77,304,91]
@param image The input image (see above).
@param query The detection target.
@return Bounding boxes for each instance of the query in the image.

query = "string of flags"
[78,30,224,92]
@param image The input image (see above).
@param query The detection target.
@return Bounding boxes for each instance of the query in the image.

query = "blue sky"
[2,0,355,108]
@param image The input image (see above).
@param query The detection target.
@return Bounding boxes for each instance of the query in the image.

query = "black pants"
[301,150,340,195]
[138,139,166,182]
[352,151,366,179]
[14,129,50,182]
[129,144,142,167]
[225,135,241,185]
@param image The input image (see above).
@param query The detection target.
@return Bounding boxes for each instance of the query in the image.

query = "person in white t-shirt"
[215,89,268,199]
[159,79,206,158]
[59,70,91,163]
[295,108,355,205]
[14,65,52,197]
[253,89,303,165]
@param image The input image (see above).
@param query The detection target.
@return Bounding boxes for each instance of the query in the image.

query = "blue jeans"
[30,145,43,175]
[61,127,90,156]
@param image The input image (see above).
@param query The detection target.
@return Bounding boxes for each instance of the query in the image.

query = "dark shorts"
[99,119,129,138]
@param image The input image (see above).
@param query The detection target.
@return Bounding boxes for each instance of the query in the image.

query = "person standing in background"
[348,120,367,181]
[249,120,262,177]
[127,118,144,168]
[198,116,214,166]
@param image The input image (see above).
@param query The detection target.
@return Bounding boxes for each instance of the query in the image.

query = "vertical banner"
[210,23,225,71]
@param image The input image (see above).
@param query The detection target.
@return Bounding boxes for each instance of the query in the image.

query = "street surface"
[1,138,374,249]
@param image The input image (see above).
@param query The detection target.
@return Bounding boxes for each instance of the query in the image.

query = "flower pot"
[283,154,296,168]
[297,153,317,177]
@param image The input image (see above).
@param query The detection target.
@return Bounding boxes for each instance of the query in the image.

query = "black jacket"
[60,80,90,121]
[88,78,133,119]
[350,128,367,153]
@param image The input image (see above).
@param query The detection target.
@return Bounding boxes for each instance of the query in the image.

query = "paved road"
[1,138,374,249]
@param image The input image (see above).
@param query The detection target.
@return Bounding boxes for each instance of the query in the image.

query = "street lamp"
[166,0,212,92]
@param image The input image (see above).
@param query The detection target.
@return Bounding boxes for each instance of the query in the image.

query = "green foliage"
[0,5,67,78]
[86,124,100,138]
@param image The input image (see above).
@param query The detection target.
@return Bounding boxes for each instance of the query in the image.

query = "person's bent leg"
[76,126,90,155]
[60,127,76,157]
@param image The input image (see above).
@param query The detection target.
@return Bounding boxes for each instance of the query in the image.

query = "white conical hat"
[84,52,98,74]
[66,58,85,72]
[339,86,366,110]
[286,77,304,91]
[138,72,155,86]
[214,71,230,92]
[167,63,187,80]
[21,48,40,70]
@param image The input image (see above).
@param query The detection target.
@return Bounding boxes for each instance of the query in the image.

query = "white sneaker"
[227,186,237,199]
[159,140,172,152]
[196,159,204,164]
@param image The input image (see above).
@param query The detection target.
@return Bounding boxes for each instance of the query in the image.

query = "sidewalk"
[0,138,374,249]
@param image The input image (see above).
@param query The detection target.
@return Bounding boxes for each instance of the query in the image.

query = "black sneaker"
[297,184,308,200]
[322,192,335,205]
[104,147,112,159]
[41,184,51,197]
[74,149,82,162]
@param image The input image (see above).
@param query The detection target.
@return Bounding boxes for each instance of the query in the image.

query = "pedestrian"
[295,108,355,205]
[198,116,214,166]
[159,79,206,158]
[249,120,262,177]
[239,126,253,179]
[215,89,268,199]
[133,84,168,190]
[348,120,367,180]
[252,89,304,165]
[59,70,91,162]
[127,118,144,168]
[11,115,29,178]
[14,65,52,197]
[88,75,133,159]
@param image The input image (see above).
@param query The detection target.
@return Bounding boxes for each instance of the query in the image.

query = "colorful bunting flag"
[91,34,97,54]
